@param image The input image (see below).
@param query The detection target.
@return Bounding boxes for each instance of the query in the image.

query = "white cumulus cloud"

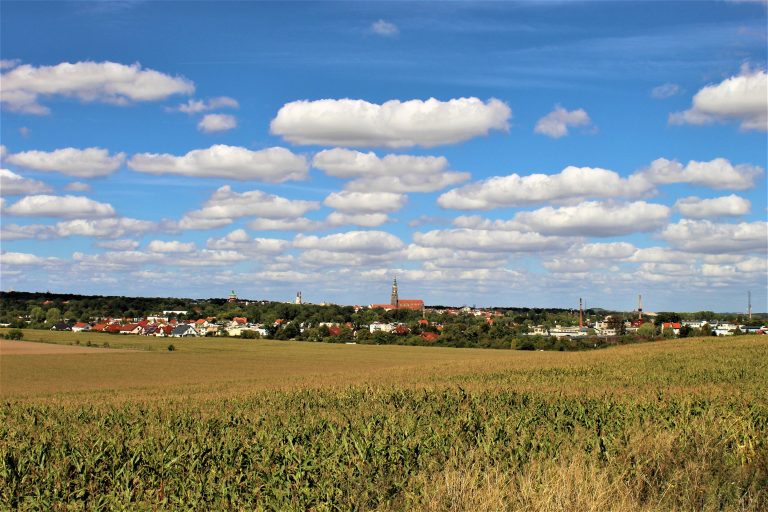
[674,194,751,218]
[177,186,320,230]
[95,239,140,251]
[147,240,196,253]
[293,230,405,253]
[55,218,157,238]
[170,96,239,114]
[660,219,767,253]
[313,148,469,192]
[4,194,116,218]
[323,191,406,213]
[640,157,762,190]
[670,67,768,131]
[6,147,125,177]
[1,60,194,115]
[128,145,308,182]
[64,181,92,192]
[513,201,670,237]
[413,228,571,253]
[0,169,52,196]
[197,113,237,133]
[438,165,653,210]
[534,105,593,139]
[271,97,511,148]
[247,218,323,232]
[325,212,390,227]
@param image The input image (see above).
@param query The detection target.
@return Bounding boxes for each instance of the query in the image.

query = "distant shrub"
[240,330,259,339]
[102,342,110,348]
[167,344,176,352]
[86,340,92,347]
[5,329,23,340]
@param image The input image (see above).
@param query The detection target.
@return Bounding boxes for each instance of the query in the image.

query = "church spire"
[390,276,399,307]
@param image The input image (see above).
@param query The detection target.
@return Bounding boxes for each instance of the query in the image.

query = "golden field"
[1,331,766,510]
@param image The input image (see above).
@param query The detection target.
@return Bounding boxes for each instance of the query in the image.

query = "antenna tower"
[748,291,752,321]
[579,298,583,329]
[638,294,643,320]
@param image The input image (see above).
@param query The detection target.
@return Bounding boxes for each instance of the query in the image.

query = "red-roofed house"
[72,322,91,332]
[421,332,439,342]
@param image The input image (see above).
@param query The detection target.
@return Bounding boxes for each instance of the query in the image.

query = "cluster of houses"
[50,315,270,338]
[527,316,765,338]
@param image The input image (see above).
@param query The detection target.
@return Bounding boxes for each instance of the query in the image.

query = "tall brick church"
[370,277,424,311]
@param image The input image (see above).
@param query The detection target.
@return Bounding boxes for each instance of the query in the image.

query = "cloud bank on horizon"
[0,3,766,312]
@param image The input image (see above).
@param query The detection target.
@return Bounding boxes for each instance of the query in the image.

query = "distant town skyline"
[1,1,766,312]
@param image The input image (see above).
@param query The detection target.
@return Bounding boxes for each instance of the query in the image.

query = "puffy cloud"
[270,97,511,148]
[323,191,406,213]
[452,215,525,231]
[413,228,571,253]
[293,230,405,253]
[534,105,593,139]
[147,240,196,253]
[313,148,469,192]
[325,212,390,227]
[95,239,140,251]
[674,194,751,218]
[0,251,59,266]
[0,169,52,196]
[640,157,762,190]
[371,19,399,36]
[670,67,767,131]
[206,229,289,254]
[541,241,639,274]
[438,165,652,210]
[514,201,671,237]
[1,60,194,115]
[405,245,507,269]
[64,181,92,192]
[6,147,125,177]
[180,186,320,229]
[628,247,692,264]
[198,113,237,133]
[651,83,682,99]
[660,219,767,253]
[298,249,399,268]
[128,145,308,182]
[0,223,54,241]
[569,242,638,260]
[176,217,232,231]
[313,148,448,178]
[55,217,157,238]
[170,96,239,114]
[247,218,323,232]
[0,59,20,70]
[4,194,116,218]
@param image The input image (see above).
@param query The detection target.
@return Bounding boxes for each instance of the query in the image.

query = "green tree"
[637,322,657,338]
[46,307,61,324]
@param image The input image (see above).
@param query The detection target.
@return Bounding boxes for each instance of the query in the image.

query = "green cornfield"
[1,335,767,511]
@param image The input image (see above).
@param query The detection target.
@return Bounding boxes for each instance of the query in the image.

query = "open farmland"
[1,333,767,510]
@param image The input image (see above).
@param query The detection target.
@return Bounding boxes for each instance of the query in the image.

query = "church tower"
[390,277,399,307]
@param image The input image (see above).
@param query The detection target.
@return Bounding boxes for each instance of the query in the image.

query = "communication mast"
[579,298,583,329]
[637,294,643,320]
[748,291,752,321]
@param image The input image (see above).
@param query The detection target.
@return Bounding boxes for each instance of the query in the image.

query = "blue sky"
[1,1,766,312]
